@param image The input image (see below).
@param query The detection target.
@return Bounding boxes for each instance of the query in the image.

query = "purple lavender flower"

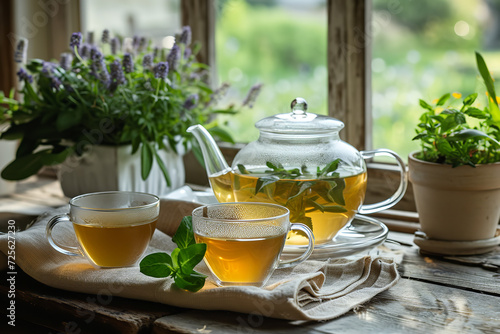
[79,43,90,59]
[109,59,126,92]
[14,38,28,63]
[183,94,199,110]
[167,45,180,72]
[98,60,110,86]
[122,53,134,73]
[184,47,192,59]
[87,31,95,45]
[90,47,103,77]
[90,62,98,78]
[41,61,56,76]
[179,26,192,45]
[90,46,101,60]
[70,32,82,48]
[153,62,169,79]
[207,82,230,106]
[110,60,126,83]
[111,37,121,55]
[16,68,33,83]
[242,83,263,108]
[51,76,62,90]
[40,62,62,90]
[101,29,110,44]
[59,53,73,70]
[142,54,153,69]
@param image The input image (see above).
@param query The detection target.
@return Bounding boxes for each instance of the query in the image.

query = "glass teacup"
[46,191,159,268]
[192,202,314,287]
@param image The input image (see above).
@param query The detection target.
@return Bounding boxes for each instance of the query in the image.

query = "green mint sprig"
[139,216,207,292]
[236,159,347,230]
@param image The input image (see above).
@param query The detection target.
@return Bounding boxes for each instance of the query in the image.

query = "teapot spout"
[187,124,230,177]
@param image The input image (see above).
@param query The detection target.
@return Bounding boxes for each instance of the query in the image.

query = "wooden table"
[1,177,499,334]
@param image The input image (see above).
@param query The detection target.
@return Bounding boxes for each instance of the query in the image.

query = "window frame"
[0,0,15,96]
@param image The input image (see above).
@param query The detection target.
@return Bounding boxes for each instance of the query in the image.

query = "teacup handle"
[46,214,82,257]
[359,149,408,215]
[278,223,315,269]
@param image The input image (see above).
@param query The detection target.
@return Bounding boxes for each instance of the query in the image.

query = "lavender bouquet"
[0,27,259,184]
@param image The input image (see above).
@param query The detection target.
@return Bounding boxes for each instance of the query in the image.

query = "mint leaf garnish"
[140,216,207,292]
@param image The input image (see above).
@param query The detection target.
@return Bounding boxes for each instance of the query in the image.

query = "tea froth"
[195,223,286,239]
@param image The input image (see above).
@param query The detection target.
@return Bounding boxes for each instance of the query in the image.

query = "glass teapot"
[188,98,407,245]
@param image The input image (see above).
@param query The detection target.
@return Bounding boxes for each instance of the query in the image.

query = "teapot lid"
[255,97,344,134]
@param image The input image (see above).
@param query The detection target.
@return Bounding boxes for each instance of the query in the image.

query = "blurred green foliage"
[371,0,500,161]
[215,0,327,142]
[373,0,452,33]
[216,0,500,161]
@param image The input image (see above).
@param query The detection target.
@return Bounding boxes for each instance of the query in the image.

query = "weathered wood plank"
[181,0,215,82]
[315,278,500,334]
[400,248,500,295]
[0,0,15,95]
[443,247,500,272]
[152,310,326,334]
[0,270,182,334]
[328,0,369,151]
[152,279,500,334]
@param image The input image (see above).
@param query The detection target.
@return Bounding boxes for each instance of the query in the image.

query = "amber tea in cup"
[46,191,159,268]
[192,202,314,287]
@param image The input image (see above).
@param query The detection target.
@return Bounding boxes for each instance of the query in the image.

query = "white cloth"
[0,207,400,321]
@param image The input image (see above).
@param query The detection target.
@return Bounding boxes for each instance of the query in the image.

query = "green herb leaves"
[140,253,174,278]
[238,159,347,230]
[414,91,500,167]
[413,52,500,167]
[171,216,196,248]
[476,52,500,126]
[140,216,207,292]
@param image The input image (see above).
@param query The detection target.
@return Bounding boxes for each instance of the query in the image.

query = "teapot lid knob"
[255,97,344,133]
[291,97,308,115]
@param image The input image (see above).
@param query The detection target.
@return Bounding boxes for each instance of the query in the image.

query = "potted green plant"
[409,52,500,255]
[0,27,259,197]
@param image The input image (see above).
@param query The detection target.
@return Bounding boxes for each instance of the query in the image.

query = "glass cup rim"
[69,191,160,212]
[192,202,290,224]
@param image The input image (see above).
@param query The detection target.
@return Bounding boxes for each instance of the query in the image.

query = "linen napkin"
[0,207,399,321]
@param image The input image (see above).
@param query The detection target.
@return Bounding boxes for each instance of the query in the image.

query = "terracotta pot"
[58,144,185,198]
[408,152,500,241]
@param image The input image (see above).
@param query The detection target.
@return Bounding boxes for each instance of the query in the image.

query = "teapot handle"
[359,149,408,215]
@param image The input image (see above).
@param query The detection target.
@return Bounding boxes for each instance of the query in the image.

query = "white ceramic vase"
[0,141,18,196]
[58,144,185,198]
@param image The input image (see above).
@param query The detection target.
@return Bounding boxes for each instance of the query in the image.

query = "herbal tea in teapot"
[188,97,407,247]
[210,159,367,244]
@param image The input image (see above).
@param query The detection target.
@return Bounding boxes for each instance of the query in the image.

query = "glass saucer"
[283,214,389,260]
